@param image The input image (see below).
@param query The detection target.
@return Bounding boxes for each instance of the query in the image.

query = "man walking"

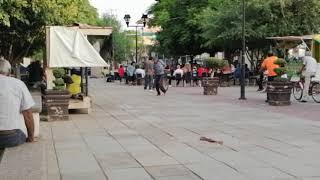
[154,58,167,96]
[299,52,318,102]
[260,51,279,102]
[144,57,154,91]
[0,58,35,148]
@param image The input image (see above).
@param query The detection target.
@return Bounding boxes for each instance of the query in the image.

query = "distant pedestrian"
[118,65,124,83]
[154,58,167,96]
[173,65,184,86]
[126,62,136,85]
[144,57,154,91]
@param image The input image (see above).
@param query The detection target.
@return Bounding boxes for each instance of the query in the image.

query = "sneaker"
[149,89,153,92]
[169,85,172,88]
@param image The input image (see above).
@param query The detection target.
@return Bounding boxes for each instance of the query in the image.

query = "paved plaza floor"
[1,79,320,180]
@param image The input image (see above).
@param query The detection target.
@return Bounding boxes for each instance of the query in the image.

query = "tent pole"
[85,67,89,96]
[80,67,84,94]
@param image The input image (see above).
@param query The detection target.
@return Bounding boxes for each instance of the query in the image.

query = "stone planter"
[202,77,220,95]
[267,81,293,106]
[42,90,70,121]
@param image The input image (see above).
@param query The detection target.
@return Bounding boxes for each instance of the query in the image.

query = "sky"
[89,0,155,28]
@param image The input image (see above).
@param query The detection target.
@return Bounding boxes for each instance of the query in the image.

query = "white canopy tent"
[46,26,109,68]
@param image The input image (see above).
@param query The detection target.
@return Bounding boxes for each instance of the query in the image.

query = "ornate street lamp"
[123,14,148,63]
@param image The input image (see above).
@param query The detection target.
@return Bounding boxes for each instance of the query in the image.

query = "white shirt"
[135,69,145,78]
[303,56,317,74]
[173,69,184,76]
[0,75,35,134]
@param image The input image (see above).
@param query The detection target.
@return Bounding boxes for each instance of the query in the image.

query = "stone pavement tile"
[97,152,141,170]
[130,150,179,166]
[106,167,153,180]
[145,165,191,177]
[239,167,294,180]
[0,143,47,180]
[61,172,107,180]
[276,164,320,177]
[54,140,87,151]
[95,118,129,131]
[302,178,320,180]
[186,160,248,180]
[83,135,126,154]
[56,149,104,175]
[116,136,160,152]
[156,174,202,180]
[208,151,270,170]
[108,128,140,138]
[73,118,107,134]
[160,141,212,164]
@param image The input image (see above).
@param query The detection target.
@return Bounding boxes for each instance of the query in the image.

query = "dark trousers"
[0,129,26,148]
[144,75,153,90]
[257,72,264,90]
[155,75,166,95]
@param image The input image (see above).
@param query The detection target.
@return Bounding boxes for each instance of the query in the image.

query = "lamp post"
[124,14,148,63]
[239,0,246,100]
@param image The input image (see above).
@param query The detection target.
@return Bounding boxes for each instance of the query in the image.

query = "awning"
[47,26,109,68]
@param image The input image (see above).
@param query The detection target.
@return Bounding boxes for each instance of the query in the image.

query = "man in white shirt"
[173,65,184,86]
[135,66,146,78]
[299,52,318,102]
[0,58,35,148]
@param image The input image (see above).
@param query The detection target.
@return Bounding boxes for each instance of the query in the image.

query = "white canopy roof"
[47,26,109,68]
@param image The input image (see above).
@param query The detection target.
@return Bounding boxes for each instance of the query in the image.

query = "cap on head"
[0,58,11,75]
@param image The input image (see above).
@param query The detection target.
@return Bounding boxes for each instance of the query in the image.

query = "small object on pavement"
[200,137,223,145]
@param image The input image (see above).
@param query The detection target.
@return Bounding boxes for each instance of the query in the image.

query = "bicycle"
[292,74,320,103]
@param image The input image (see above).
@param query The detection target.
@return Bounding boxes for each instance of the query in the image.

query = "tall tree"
[0,0,98,63]
[97,13,134,63]
[149,0,209,57]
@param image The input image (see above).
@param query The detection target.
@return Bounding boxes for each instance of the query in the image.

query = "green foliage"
[53,68,65,78]
[274,67,286,76]
[53,78,65,86]
[52,68,66,90]
[205,57,227,69]
[150,0,320,60]
[274,58,286,67]
[97,13,134,63]
[149,0,210,56]
[0,0,99,63]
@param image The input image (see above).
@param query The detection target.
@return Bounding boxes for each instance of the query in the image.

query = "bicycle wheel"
[293,82,303,101]
[311,83,320,103]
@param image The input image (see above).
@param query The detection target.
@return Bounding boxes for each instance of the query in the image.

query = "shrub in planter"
[202,57,227,95]
[267,58,293,106]
[42,68,70,121]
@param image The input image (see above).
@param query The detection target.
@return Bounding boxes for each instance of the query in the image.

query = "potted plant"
[266,58,293,106]
[202,57,227,95]
[42,68,70,121]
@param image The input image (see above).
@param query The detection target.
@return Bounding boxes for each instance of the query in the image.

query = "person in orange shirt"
[260,51,279,102]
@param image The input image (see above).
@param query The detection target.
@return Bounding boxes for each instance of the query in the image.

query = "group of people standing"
[117,57,167,96]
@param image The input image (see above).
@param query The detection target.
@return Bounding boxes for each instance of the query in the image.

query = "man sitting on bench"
[0,58,35,148]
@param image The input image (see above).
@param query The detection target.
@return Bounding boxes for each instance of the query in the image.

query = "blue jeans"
[144,75,153,90]
[0,129,26,148]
